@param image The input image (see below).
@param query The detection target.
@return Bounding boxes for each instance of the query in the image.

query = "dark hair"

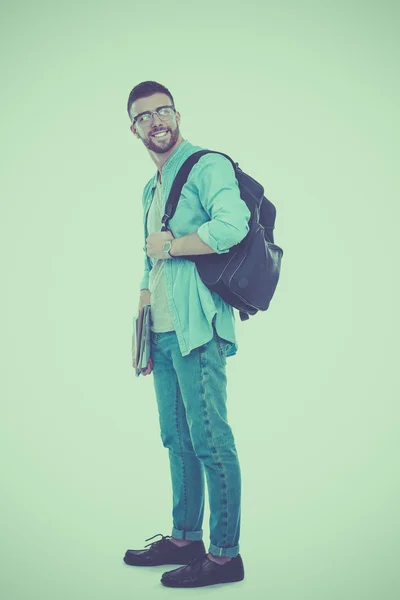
[127,81,175,120]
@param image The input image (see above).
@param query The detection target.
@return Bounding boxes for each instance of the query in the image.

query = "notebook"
[132,304,152,377]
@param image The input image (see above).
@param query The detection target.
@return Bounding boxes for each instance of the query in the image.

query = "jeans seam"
[199,344,229,546]
[175,379,188,537]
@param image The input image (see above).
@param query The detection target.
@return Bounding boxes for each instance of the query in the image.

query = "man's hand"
[136,289,153,376]
[141,357,153,376]
[146,230,174,260]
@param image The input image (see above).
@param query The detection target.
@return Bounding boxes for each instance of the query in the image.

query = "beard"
[141,124,180,154]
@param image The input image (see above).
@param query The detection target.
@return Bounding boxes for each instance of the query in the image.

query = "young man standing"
[123,81,251,588]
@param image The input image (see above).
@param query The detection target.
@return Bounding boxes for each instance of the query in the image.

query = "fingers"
[142,357,153,376]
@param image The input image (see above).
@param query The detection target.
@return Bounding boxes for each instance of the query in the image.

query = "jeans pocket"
[215,332,227,367]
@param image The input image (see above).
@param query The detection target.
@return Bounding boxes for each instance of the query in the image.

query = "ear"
[130,124,139,138]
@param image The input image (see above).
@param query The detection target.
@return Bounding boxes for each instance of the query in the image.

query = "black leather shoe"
[123,533,206,566]
[161,553,245,587]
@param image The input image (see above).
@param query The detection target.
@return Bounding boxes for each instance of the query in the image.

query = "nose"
[149,112,165,135]
[150,111,163,125]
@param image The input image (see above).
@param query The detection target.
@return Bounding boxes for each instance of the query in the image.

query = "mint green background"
[1,1,399,599]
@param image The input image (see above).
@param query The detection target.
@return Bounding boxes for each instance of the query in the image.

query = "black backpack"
[161,150,283,321]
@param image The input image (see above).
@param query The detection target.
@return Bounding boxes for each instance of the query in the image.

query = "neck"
[150,135,185,180]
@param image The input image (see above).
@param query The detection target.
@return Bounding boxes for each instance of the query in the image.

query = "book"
[132,304,152,377]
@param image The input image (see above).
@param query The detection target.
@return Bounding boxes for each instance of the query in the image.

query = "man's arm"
[169,155,251,258]
[185,154,251,255]
[139,184,152,290]
[138,247,151,312]
[147,155,251,259]
[138,288,151,313]
[170,232,215,257]
[139,246,151,290]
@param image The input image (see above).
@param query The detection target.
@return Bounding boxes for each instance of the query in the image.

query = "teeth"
[153,131,167,137]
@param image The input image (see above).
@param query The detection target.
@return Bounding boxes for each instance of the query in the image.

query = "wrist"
[169,239,176,257]
[163,238,177,259]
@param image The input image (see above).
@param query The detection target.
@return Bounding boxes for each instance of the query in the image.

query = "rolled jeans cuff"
[208,542,240,558]
[171,527,203,541]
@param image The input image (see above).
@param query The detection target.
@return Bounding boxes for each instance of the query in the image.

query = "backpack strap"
[161,150,238,230]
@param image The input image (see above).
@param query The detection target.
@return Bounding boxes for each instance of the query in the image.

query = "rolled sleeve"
[197,222,229,254]
[194,154,251,254]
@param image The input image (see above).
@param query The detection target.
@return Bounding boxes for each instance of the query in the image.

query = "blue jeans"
[151,322,241,558]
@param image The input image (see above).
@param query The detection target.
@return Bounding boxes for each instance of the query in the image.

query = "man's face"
[130,93,181,154]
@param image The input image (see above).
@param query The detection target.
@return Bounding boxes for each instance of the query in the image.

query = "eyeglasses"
[132,105,176,127]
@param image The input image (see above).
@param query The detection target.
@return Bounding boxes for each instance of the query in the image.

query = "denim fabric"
[151,320,241,558]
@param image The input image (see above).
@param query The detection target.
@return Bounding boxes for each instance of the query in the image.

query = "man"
[123,81,251,588]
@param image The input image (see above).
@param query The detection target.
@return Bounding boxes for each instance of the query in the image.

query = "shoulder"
[196,151,234,170]
[189,151,237,185]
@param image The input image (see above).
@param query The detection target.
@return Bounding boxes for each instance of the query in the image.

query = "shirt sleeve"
[139,183,152,291]
[194,154,251,254]
[139,246,150,291]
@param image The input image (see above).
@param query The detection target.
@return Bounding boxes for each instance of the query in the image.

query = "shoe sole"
[123,556,200,567]
[161,575,245,587]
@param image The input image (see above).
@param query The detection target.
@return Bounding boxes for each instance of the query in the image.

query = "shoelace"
[143,533,207,576]
[180,555,207,576]
[143,533,172,549]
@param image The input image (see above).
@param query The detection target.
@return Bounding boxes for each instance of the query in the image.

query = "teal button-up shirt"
[140,139,251,358]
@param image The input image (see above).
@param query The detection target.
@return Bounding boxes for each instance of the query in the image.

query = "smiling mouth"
[151,130,169,138]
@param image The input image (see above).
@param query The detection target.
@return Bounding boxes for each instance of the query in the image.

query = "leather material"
[123,533,206,566]
[161,553,245,587]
